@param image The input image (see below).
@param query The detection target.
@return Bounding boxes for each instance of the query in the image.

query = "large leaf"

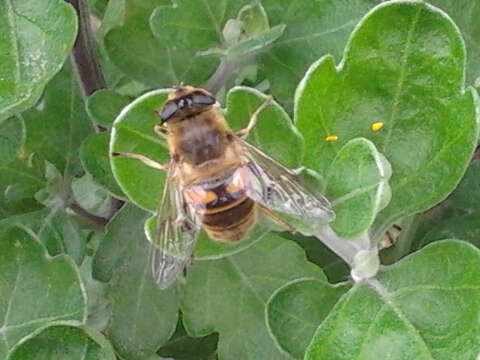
[92,204,179,359]
[427,0,480,85]
[295,1,479,239]
[7,323,116,360]
[0,0,77,121]
[306,240,480,360]
[22,63,93,177]
[181,234,325,360]
[260,0,378,107]
[104,0,215,87]
[325,138,391,238]
[0,209,87,264]
[0,227,86,359]
[266,278,351,359]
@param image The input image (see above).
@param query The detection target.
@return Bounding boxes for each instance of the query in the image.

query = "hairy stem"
[203,57,238,95]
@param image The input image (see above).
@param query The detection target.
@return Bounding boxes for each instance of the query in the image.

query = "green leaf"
[0,116,25,167]
[224,86,303,168]
[0,209,87,264]
[157,320,218,360]
[427,0,480,85]
[92,204,179,359]
[225,24,286,58]
[80,133,125,199]
[110,89,170,212]
[295,1,479,239]
[72,174,112,217]
[260,0,378,107]
[86,89,131,127]
[238,3,270,36]
[181,234,325,360]
[7,323,116,360]
[0,227,86,359]
[104,0,215,88]
[0,0,78,120]
[306,240,480,360]
[22,62,93,177]
[266,278,351,359]
[326,138,391,238]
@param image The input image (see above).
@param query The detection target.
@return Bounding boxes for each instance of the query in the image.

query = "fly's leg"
[235,95,273,139]
[111,152,169,171]
[154,123,169,137]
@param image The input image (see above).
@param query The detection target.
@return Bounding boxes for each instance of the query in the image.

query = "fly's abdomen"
[183,175,256,242]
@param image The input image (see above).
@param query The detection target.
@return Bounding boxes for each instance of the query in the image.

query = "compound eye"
[192,94,215,106]
[160,101,178,122]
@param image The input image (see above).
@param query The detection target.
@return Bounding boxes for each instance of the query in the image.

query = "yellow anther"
[325,135,339,142]
[371,122,384,132]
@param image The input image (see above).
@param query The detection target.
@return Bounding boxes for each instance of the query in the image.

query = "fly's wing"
[236,138,335,234]
[149,165,200,289]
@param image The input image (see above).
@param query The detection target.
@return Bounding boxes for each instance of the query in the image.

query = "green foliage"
[306,240,480,360]
[295,1,479,239]
[0,0,78,121]
[1,0,480,359]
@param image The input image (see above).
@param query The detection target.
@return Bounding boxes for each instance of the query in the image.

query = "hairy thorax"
[167,111,243,185]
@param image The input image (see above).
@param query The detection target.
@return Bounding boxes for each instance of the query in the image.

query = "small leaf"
[266,278,351,359]
[181,234,325,360]
[0,116,25,167]
[226,24,286,58]
[295,1,479,239]
[80,133,125,199]
[7,323,116,360]
[86,89,131,127]
[92,204,179,359]
[238,2,270,36]
[0,227,86,358]
[72,174,112,217]
[0,155,46,217]
[224,86,304,168]
[326,138,391,238]
[110,89,170,212]
[306,240,480,360]
[0,0,78,120]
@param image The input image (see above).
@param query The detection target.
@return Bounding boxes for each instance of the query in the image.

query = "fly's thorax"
[166,109,232,166]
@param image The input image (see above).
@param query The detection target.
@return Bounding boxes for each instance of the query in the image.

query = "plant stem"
[203,57,238,95]
[69,201,109,226]
[65,0,124,222]
[65,0,106,99]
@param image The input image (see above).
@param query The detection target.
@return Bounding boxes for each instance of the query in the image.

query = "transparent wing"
[149,164,200,289]
[236,138,335,233]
